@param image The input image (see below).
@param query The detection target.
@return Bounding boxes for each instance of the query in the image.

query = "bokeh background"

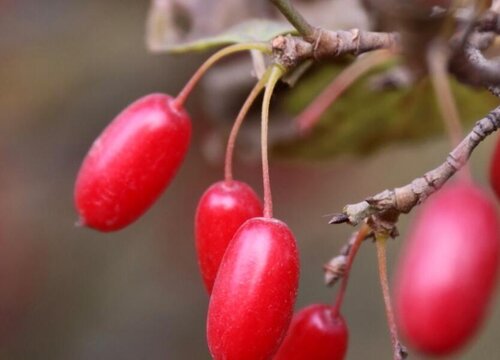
[1,0,500,359]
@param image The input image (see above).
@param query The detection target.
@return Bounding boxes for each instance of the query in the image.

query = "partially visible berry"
[394,182,500,356]
[274,304,348,360]
[195,180,262,293]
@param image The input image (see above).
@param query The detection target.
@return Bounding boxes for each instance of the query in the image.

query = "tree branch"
[271,29,400,69]
[330,106,500,226]
[268,19,500,90]
[450,43,500,87]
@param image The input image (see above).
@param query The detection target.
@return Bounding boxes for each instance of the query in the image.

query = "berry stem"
[224,68,272,183]
[428,41,462,147]
[261,65,285,218]
[375,234,407,360]
[296,50,394,134]
[270,0,314,37]
[173,42,272,109]
[332,223,371,316]
[428,40,471,181]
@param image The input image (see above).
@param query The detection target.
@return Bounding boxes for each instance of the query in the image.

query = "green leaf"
[274,64,498,160]
[147,16,296,53]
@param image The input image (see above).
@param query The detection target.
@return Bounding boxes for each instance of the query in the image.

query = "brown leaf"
[146,0,275,52]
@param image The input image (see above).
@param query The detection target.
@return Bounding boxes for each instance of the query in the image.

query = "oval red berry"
[195,180,262,293]
[274,304,348,360]
[394,182,500,356]
[207,217,300,360]
[75,94,191,232]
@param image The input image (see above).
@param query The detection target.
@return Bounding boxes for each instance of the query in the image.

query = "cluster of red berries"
[73,43,500,359]
[74,47,348,359]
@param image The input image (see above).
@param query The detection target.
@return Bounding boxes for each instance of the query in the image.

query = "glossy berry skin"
[274,304,348,360]
[75,94,191,232]
[207,217,299,360]
[490,135,500,201]
[394,182,500,356]
[195,180,263,293]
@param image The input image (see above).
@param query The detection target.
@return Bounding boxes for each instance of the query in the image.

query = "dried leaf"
[274,64,498,159]
[146,0,295,53]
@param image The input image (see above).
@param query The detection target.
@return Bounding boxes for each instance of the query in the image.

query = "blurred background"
[1,0,499,359]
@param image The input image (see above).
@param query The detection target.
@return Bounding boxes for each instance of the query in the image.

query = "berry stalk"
[332,223,371,316]
[428,41,463,147]
[269,0,314,37]
[260,65,286,218]
[173,42,271,109]
[296,50,394,134]
[376,234,407,360]
[428,40,472,183]
[224,68,272,183]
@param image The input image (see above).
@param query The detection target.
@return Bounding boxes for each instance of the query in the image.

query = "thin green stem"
[261,65,286,218]
[173,42,271,109]
[270,0,314,37]
[224,69,271,183]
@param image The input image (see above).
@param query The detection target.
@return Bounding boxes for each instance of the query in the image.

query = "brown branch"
[449,29,498,88]
[267,14,500,90]
[271,29,400,69]
[330,106,500,226]
[268,22,500,90]
[450,44,500,87]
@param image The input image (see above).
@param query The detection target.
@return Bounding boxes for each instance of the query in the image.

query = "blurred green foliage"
[275,63,498,159]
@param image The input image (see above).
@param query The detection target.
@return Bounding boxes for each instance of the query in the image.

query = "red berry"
[394,182,500,356]
[74,94,191,232]
[490,134,500,201]
[195,180,263,293]
[274,304,348,360]
[207,217,299,360]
